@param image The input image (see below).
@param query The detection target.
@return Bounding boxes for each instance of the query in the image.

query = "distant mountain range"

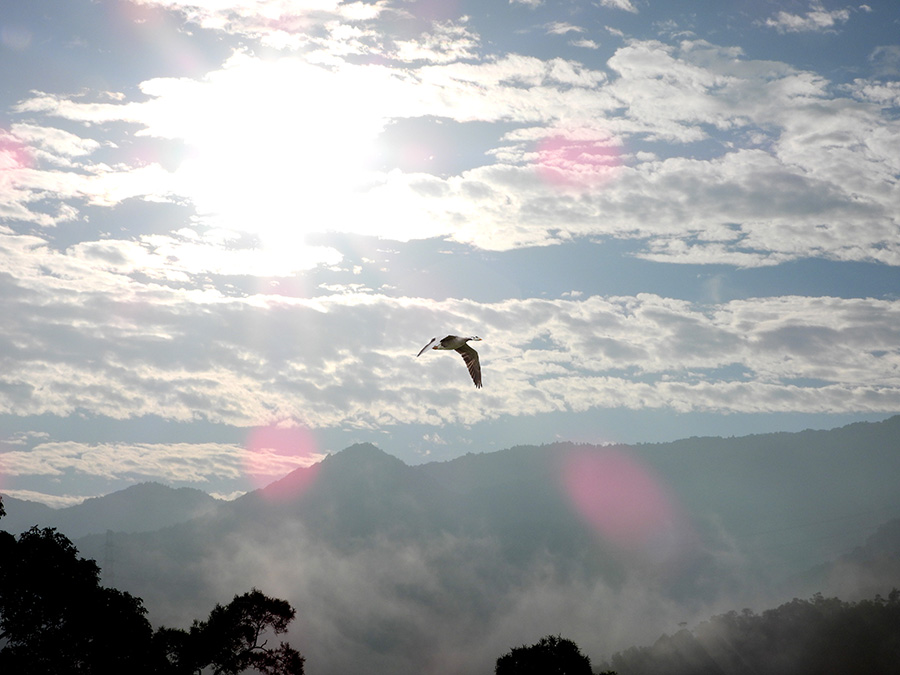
[1,482,220,538]
[794,517,900,600]
[2,417,899,675]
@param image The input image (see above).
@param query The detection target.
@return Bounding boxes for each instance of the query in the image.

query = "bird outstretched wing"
[455,344,482,388]
[417,337,438,357]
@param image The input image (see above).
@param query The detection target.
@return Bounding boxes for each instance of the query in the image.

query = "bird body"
[417,335,483,388]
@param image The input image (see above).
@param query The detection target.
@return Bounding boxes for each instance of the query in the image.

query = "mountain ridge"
[3,416,899,547]
[4,417,900,675]
[0,481,221,538]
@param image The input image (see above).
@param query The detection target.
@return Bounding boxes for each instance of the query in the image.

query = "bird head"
[470,336,483,341]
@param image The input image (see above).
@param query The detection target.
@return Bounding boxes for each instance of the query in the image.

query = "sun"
[160,53,397,253]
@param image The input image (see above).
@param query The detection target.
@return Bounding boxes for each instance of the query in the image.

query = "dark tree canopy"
[495,634,594,675]
[178,589,305,675]
[606,591,900,675]
[0,526,158,674]
[0,524,304,675]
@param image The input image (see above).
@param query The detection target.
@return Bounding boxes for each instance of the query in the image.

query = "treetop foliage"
[495,634,595,675]
[0,523,304,675]
[604,591,900,675]
[0,526,158,674]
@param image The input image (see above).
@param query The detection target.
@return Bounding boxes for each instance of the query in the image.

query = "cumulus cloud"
[764,2,853,33]
[598,0,638,13]
[868,44,900,77]
[2,230,898,431]
[393,20,481,63]
[0,441,244,482]
[11,123,101,162]
[546,22,584,35]
[0,438,323,487]
[129,0,386,46]
[571,38,600,49]
[2,4,899,508]
[7,35,897,265]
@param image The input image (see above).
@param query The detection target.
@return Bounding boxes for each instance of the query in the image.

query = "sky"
[1,0,899,507]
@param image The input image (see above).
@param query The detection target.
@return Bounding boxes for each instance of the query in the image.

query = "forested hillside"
[602,591,900,675]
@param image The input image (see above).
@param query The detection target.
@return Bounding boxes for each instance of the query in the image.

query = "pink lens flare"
[536,135,622,189]
[244,423,322,499]
[0,132,33,181]
[561,447,689,564]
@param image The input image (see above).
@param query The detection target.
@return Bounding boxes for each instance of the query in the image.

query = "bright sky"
[1,0,899,506]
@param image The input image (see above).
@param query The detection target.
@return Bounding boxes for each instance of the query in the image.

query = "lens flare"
[244,423,323,499]
[109,1,209,76]
[536,135,621,189]
[0,132,32,176]
[561,447,687,564]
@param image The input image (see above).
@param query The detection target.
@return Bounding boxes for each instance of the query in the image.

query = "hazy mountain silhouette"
[0,482,220,538]
[794,517,900,601]
[5,418,899,675]
[601,590,900,675]
[238,443,453,543]
[0,496,54,534]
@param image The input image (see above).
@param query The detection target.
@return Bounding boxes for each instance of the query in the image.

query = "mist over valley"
[4,418,900,674]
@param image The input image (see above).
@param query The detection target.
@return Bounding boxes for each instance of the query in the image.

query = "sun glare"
[164,54,397,255]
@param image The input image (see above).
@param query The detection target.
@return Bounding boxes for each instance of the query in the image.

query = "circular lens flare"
[562,448,686,564]
[244,423,323,499]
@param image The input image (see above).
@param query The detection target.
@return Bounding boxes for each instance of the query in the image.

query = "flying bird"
[417,335,483,388]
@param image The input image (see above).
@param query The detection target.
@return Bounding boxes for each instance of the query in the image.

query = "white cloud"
[129,0,385,45]
[765,1,853,33]
[393,20,480,63]
[6,26,899,266]
[546,22,583,35]
[598,0,638,13]
[868,45,900,77]
[11,123,101,160]
[0,489,88,508]
[571,38,600,50]
[0,439,323,486]
[2,234,898,430]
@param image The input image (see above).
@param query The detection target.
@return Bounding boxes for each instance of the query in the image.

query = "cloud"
[128,0,386,46]
[9,36,896,265]
[546,22,584,35]
[764,2,853,33]
[598,0,638,13]
[2,230,898,431]
[393,20,480,63]
[0,440,243,482]
[0,489,88,508]
[867,44,900,77]
[0,438,323,486]
[11,124,101,162]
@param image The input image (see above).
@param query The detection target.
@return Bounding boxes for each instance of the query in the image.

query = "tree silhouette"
[168,589,305,675]
[0,521,304,675]
[605,592,900,675]
[495,634,594,675]
[0,526,159,674]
